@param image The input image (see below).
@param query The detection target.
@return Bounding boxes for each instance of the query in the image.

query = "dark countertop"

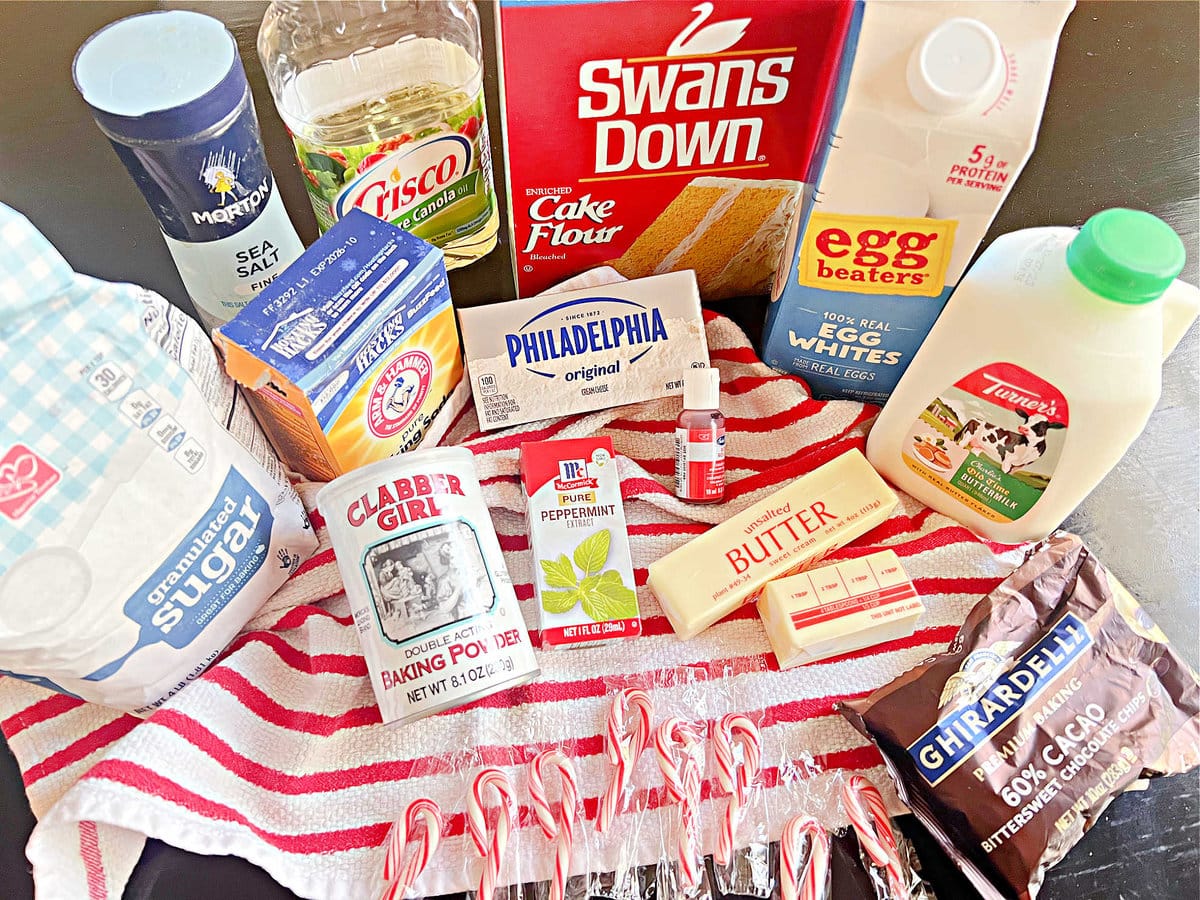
[0,2,1196,899]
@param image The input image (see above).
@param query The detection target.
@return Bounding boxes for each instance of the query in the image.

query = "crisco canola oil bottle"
[258,0,497,268]
[867,209,1199,543]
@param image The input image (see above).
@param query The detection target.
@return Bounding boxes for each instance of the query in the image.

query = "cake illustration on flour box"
[495,0,855,299]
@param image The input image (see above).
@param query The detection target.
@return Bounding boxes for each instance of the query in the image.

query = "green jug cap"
[1066,208,1186,304]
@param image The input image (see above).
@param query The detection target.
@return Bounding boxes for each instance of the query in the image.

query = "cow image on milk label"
[902,363,1068,523]
[317,449,539,725]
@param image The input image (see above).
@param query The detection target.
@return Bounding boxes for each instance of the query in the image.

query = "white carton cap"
[906,17,1004,116]
[683,367,720,410]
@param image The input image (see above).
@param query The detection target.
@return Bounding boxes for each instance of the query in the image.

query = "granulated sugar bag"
[0,203,317,715]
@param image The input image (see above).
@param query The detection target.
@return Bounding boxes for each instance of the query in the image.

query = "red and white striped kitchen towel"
[0,311,1027,900]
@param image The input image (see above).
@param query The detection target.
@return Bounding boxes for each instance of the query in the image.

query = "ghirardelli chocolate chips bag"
[837,533,1200,900]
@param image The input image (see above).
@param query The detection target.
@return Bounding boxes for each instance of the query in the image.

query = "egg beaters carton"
[762,1,1073,403]
[217,209,464,481]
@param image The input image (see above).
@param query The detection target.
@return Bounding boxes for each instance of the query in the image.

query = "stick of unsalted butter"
[647,449,898,640]
[758,550,923,668]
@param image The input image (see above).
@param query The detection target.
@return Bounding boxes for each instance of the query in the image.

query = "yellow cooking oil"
[258,2,497,268]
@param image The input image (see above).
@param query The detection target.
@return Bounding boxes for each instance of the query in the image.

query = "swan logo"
[577,2,794,176]
[666,2,751,56]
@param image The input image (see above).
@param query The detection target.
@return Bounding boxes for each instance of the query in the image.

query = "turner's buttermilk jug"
[867,209,1199,543]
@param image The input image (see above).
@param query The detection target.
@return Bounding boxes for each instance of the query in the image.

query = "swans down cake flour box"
[495,0,854,300]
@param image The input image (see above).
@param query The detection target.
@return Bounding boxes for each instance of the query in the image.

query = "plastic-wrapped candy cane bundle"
[366,676,933,900]
[467,764,529,900]
[711,710,772,898]
[379,798,445,900]
[591,685,656,900]
[528,748,589,900]
[772,748,935,900]
[839,775,934,900]
[647,666,716,900]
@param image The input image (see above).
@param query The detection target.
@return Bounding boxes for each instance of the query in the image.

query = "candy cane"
[380,798,443,900]
[713,713,763,866]
[841,775,906,898]
[469,768,517,900]
[654,717,706,890]
[781,816,830,900]
[528,749,580,900]
[597,688,653,833]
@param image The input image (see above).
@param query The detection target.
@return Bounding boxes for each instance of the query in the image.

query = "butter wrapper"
[759,550,923,668]
[459,270,708,430]
[648,449,898,640]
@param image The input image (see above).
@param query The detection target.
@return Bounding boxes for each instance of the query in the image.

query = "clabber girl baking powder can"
[318,447,538,724]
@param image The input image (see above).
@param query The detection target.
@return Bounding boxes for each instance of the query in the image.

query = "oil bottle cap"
[683,368,720,410]
[1066,209,1186,304]
[906,18,1004,116]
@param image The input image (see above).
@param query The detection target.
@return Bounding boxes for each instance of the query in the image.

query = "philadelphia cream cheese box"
[458,270,708,430]
[217,209,463,481]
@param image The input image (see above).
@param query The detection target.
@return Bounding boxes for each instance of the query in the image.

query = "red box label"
[497,0,853,298]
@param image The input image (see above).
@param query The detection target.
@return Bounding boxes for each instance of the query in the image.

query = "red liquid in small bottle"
[674,408,725,503]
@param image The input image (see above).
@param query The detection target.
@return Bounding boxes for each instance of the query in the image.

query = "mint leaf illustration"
[541,555,577,589]
[541,589,580,614]
[573,529,611,576]
[540,532,637,623]
[580,570,638,623]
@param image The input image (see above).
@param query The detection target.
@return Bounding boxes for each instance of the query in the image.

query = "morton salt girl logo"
[578,3,795,177]
[0,445,59,521]
[335,135,471,226]
[193,149,272,226]
[367,350,433,438]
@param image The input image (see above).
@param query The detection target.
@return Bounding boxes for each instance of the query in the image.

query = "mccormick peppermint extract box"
[216,209,463,481]
[521,436,640,648]
[496,0,854,300]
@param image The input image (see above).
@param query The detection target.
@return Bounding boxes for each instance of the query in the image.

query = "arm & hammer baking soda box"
[496,0,855,300]
[216,209,463,481]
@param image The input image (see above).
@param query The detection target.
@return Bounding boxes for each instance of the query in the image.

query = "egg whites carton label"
[762,1,1073,402]
[458,270,709,430]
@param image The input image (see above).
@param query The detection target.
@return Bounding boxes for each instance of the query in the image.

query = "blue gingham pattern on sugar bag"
[0,206,189,564]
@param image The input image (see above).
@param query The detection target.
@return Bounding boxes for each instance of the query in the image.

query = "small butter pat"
[647,449,898,640]
[758,550,923,668]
